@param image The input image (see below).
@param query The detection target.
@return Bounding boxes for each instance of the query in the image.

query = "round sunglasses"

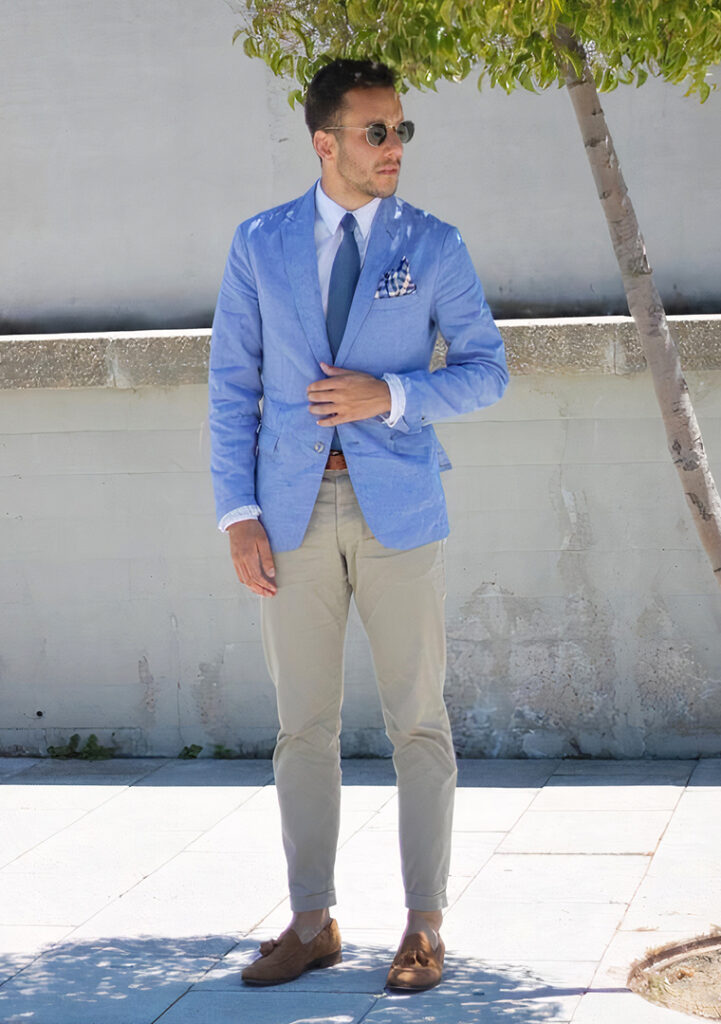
[321,120,415,147]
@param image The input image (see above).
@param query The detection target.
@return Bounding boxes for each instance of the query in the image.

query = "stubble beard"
[337,148,400,201]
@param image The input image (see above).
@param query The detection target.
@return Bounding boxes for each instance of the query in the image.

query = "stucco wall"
[2,0,720,333]
[1,319,720,759]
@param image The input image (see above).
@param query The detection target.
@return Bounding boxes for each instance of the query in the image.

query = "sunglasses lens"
[397,121,414,144]
[366,124,387,146]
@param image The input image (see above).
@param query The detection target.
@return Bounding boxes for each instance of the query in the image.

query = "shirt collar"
[315,180,381,239]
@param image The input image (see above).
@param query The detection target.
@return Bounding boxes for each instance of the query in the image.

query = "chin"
[375,179,399,198]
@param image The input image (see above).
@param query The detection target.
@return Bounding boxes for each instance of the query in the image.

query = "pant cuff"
[405,889,448,911]
[289,888,337,912]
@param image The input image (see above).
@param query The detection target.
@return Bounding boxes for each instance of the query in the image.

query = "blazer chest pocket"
[371,292,420,312]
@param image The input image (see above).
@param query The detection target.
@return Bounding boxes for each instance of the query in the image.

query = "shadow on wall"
[6,294,721,336]
[0,308,217,337]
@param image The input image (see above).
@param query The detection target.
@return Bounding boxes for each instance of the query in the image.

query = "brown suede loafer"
[241,919,342,986]
[385,932,445,991]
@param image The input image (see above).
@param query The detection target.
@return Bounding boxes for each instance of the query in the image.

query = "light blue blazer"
[209,183,508,552]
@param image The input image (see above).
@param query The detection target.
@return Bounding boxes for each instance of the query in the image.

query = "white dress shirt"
[219,182,406,531]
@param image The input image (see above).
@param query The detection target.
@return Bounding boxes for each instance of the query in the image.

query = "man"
[208,58,507,990]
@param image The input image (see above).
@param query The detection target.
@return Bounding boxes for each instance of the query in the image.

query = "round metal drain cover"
[628,934,721,1020]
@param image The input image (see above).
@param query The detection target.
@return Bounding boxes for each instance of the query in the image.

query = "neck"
[319,174,374,212]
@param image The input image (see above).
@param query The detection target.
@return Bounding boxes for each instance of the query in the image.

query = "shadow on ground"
[0,934,628,1023]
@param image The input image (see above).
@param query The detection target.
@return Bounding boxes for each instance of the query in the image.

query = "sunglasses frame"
[320,121,415,147]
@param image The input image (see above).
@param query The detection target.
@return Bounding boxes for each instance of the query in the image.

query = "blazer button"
[314,441,325,453]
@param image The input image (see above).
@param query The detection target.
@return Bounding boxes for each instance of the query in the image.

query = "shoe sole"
[242,949,342,986]
[385,975,442,992]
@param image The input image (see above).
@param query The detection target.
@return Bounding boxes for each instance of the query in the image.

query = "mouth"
[377,166,400,175]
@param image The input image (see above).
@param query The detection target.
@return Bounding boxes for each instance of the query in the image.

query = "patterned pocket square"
[374,256,417,299]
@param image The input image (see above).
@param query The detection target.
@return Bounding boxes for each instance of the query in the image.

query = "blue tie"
[325,213,360,451]
[326,213,361,358]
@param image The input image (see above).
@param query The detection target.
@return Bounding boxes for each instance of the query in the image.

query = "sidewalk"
[0,755,719,1024]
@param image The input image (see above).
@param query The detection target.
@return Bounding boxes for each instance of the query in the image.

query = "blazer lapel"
[336,197,404,365]
[280,185,333,367]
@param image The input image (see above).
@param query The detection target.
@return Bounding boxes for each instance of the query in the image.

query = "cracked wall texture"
[0,341,720,758]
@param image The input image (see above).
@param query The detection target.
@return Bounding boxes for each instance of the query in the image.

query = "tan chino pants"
[261,469,457,912]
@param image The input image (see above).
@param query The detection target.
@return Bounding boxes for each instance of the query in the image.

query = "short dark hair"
[304,59,396,136]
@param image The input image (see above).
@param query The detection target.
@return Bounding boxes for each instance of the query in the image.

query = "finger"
[256,535,276,582]
[245,578,276,597]
[319,362,349,375]
[308,402,338,415]
[232,551,276,596]
[237,565,276,597]
[245,556,277,596]
[307,379,337,395]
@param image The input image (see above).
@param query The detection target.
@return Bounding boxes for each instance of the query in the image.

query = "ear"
[313,129,336,164]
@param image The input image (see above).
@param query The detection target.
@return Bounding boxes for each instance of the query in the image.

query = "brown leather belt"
[326,450,347,471]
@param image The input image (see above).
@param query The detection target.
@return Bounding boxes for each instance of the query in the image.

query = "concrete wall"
[2,1,721,333]
[2,319,720,759]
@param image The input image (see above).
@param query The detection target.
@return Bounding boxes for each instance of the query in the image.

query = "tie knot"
[341,212,357,235]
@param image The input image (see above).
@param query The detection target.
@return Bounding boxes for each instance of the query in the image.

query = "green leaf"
[232,0,721,105]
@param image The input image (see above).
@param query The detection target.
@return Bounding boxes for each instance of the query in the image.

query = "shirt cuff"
[218,505,262,532]
[381,373,406,428]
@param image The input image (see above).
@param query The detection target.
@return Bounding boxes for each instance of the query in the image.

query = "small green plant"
[212,743,240,759]
[178,743,203,759]
[47,733,116,760]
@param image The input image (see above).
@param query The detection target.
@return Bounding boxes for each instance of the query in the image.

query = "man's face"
[318,86,406,208]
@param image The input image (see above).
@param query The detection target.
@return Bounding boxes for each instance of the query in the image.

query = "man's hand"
[308,363,391,425]
[227,519,277,597]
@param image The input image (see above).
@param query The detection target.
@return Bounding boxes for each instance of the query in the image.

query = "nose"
[383,128,404,157]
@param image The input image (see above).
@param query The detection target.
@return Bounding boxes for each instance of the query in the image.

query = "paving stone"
[456,759,561,788]
[135,759,274,789]
[499,810,672,855]
[81,783,258,833]
[571,990,700,1023]
[201,934,391,993]
[1,827,202,880]
[550,761,695,785]
[0,958,202,1024]
[0,925,73,985]
[67,849,286,940]
[687,757,721,788]
[369,787,540,833]
[592,928,698,989]
[447,832,506,882]
[0,871,140,928]
[340,759,397,785]
[464,854,650,904]
[531,783,685,812]
[0,808,91,868]
[0,783,126,812]
[5,758,168,783]
[0,758,41,778]
[443,900,625,962]
[360,958,591,1022]
[621,877,721,933]
[153,990,377,1023]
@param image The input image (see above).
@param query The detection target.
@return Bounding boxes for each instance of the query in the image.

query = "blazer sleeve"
[392,225,508,434]
[208,225,263,523]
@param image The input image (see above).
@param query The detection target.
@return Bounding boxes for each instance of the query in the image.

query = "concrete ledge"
[2,316,720,389]
[0,331,210,390]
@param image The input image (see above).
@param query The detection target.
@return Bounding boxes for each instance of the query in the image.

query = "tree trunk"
[555,27,721,587]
